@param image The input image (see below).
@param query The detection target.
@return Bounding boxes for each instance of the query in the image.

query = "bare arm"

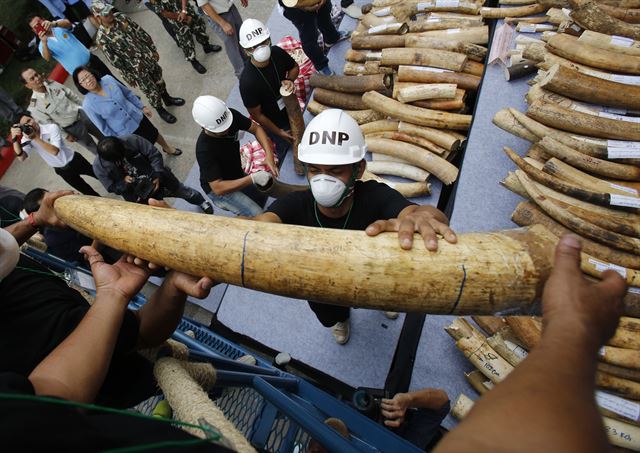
[247,105,285,137]
[209,176,253,196]
[4,190,73,245]
[434,235,627,453]
[10,126,28,162]
[28,249,152,403]
[39,36,51,62]
[251,212,282,223]
[248,121,279,177]
[200,3,231,33]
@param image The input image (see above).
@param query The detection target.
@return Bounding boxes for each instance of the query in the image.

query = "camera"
[132,175,156,203]
[352,387,389,423]
[20,124,34,136]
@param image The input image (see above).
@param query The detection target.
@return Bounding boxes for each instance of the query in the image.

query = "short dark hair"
[72,65,101,95]
[97,136,126,162]
[26,14,43,26]
[23,188,47,214]
[18,68,35,84]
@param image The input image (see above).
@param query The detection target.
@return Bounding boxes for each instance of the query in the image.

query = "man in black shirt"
[254,109,457,344]
[1,190,215,408]
[193,95,277,216]
[238,19,299,165]
[94,135,214,214]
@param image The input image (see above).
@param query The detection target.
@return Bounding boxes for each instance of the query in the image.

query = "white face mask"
[0,228,20,281]
[252,45,271,63]
[309,174,349,208]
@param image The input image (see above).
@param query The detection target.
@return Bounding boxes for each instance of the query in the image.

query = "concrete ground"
[1,0,276,195]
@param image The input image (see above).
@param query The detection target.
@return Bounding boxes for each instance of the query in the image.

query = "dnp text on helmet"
[216,110,229,125]
[246,28,263,42]
[309,131,350,146]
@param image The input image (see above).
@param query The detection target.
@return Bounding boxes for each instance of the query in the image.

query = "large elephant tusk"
[53,195,561,315]
[309,73,391,93]
[362,91,472,130]
[365,137,459,184]
[537,64,640,111]
[546,34,640,75]
[397,64,481,91]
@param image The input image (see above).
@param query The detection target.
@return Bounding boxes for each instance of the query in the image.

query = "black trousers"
[283,1,340,70]
[54,152,100,196]
[308,301,350,327]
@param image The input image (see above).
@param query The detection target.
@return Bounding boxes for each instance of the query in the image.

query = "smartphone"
[33,19,46,36]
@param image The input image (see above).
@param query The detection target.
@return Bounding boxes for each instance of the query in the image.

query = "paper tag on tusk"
[610,183,639,196]
[598,346,606,357]
[609,194,640,209]
[608,140,640,159]
[372,6,392,16]
[610,74,640,86]
[630,287,640,294]
[611,35,635,48]
[596,391,640,422]
[599,112,640,123]
[518,23,537,33]
[588,258,627,278]
[436,0,460,7]
[368,23,402,34]
[412,66,453,73]
[504,340,528,359]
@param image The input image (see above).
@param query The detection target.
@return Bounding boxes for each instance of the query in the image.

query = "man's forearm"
[33,137,60,155]
[435,331,607,453]
[28,291,129,403]
[5,218,38,246]
[253,111,282,136]
[210,175,253,195]
[135,272,188,348]
[255,126,275,157]
[12,141,27,161]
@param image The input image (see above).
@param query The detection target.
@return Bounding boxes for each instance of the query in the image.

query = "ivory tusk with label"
[363,91,472,130]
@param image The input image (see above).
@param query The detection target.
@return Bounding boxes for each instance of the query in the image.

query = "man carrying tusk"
[251,108,457,345]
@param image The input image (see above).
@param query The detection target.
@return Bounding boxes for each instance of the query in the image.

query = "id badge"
[277,97,285,110]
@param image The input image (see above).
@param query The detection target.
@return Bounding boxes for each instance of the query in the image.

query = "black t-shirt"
[267,180,414,229]
[0,373,234,452]
[196,108,253,193]
[0,255,153,407]
[239,46,296,130]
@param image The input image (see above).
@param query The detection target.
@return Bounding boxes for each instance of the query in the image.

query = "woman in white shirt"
[10,115,100,196]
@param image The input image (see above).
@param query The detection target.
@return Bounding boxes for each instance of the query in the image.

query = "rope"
[154,357,256,453]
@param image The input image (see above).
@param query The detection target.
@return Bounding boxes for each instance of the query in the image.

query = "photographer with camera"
[11,115,100,196]
[94,135,213,214]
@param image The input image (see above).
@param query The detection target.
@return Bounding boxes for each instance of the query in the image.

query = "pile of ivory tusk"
[307,0,493,197]
[446,316,640,451]
[488,0,640,307]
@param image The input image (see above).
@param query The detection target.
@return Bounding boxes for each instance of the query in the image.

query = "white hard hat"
[239,18,270,48]
[192,95,233,133]
[298,109,367,166]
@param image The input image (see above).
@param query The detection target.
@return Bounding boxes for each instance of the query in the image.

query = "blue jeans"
[207,187,264,216]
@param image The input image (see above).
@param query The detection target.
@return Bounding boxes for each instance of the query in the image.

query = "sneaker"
[318,65,335,76]
[384,311,399,320]
[200,200,214,215]
[235,354,257,366]
[325,30,351,49]
[342,4,362,19]
[331,320,350,345]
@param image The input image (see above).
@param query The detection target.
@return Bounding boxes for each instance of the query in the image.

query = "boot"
[156,106,176,124]
[202,43,221,53]
[161,91,185,107]
[190,58,207,74]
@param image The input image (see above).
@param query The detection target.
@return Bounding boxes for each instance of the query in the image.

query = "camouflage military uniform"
[95,12,166,109]
[146,0,211,61]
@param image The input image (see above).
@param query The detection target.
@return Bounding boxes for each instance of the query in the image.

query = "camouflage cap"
[91,0,114,16]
